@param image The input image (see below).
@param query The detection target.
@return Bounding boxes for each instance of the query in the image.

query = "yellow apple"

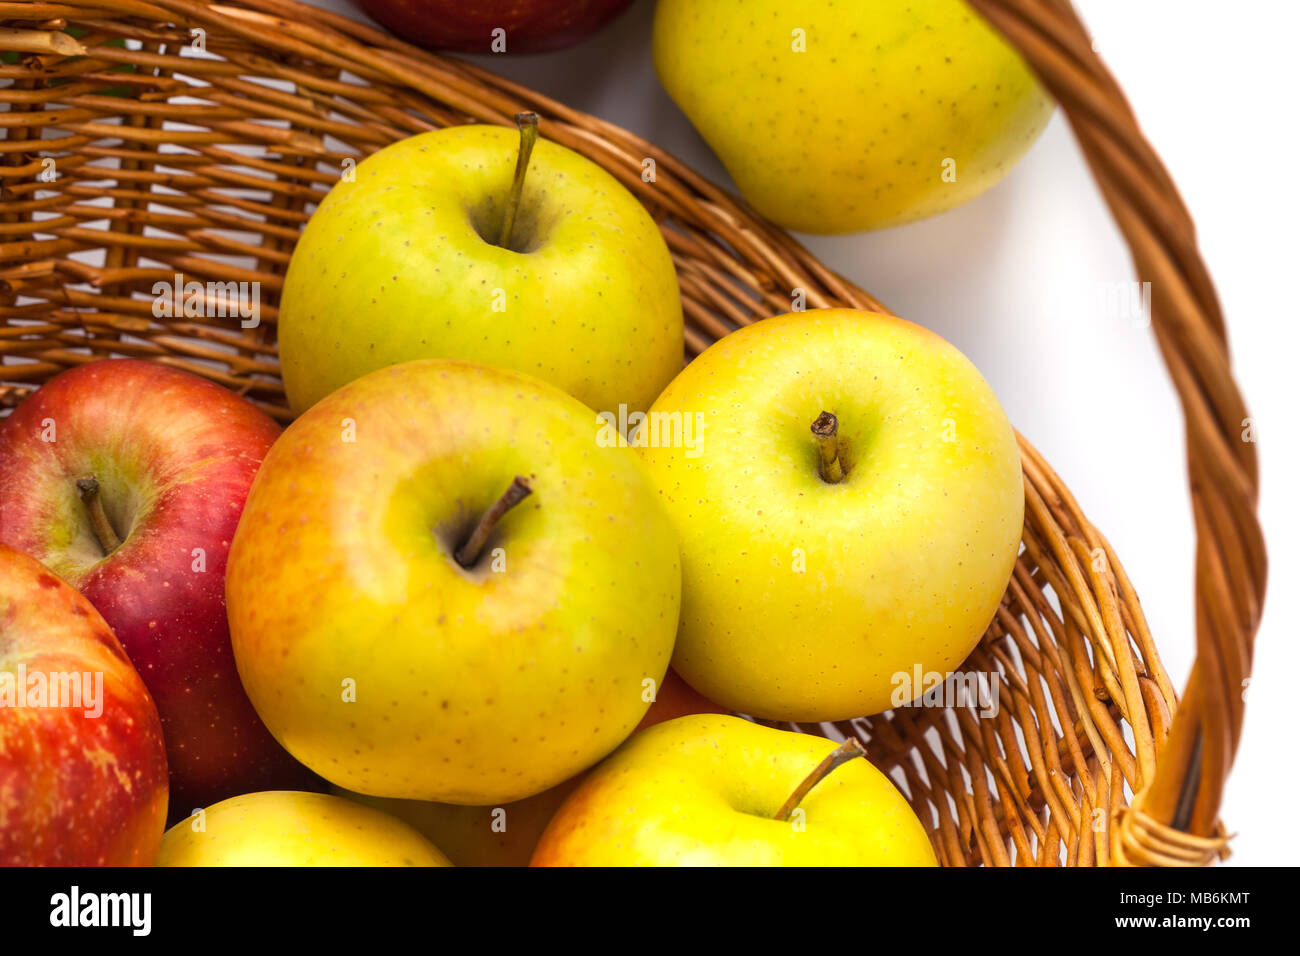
[278,117,682,416]
[532,715,936,866]
[155,791,451,866]
[653,0,1053,232]
[637,309,1023,721]
[226,359,681,805]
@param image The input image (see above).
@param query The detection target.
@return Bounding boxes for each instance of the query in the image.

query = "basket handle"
[967,0,1266,862]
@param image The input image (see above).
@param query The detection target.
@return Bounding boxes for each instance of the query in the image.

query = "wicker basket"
[0,0,1266,867]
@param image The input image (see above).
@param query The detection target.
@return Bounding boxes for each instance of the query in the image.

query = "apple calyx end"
[76,474,123,556]
[773,736,867,822]
[811,410,846,483]
[454,474,534,569]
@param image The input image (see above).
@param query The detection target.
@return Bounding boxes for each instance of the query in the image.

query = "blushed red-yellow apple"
[0,360,316,814]
[0,544,169,865]
[227,359,681,806]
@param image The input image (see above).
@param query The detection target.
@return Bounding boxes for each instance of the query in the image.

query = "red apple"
[0,544,169,864]
[634,666,728,733]
[0,360,316,814]
[354,0,635,54]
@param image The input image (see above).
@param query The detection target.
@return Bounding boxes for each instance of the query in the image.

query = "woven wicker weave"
[0,0,1266,866]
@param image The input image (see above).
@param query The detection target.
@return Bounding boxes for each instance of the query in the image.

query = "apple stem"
[773,737,868,822]
[811,411,845,483]
[455,475,533,568]
[497,111,540,251]
[76,475,122,556]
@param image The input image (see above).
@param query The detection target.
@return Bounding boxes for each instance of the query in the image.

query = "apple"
[336,779,580,869]
[156,791,451,866]
[532,715,937,866]
[353,0,635,54]
[226,358,682,806]
[335,668,726,866]
[653,0,1053,232]
[637,309,1024,721]
[277,113,682,417]
[0,543,169,865]
[0,359,318,813]
[634,665,729,732]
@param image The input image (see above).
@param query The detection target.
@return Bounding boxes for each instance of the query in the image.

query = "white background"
[304,0,1297,865]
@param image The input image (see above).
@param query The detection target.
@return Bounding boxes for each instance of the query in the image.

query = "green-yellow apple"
[638,309,1023,721]
[278,114,683,416]
[227,359,681,806]
[333,668,727,866]
[0,359,317,815]
[653,0,1053,232]
[0,543,169,865]
[531,715,936,866]
[155,791,451,866]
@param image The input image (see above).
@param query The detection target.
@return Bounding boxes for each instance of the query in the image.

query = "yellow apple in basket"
[156,791,451,866]
[226,359,681,806]
[653,0,1053,232]
[532,715,936,866]
[277,114,682,415]
[637,309,1024,721]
